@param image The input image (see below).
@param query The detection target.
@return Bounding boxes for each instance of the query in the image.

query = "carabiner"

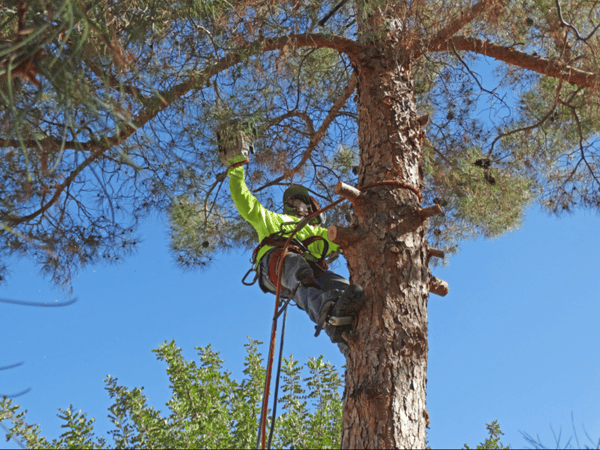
[242,267,258,286]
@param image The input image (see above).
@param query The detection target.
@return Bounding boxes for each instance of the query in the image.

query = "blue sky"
[1,202,599,449]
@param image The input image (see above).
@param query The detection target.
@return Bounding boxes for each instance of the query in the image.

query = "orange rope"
[259,250,285,449]
[359,179,423,201]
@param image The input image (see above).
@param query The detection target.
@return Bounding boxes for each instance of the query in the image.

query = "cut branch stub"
[328,225,361,248]
[419,204,444,220]
[335,181,366,210]
[427,247,445,259]
[429,276,449,297]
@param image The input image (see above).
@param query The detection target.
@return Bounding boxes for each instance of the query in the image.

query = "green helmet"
[283,185,326,225]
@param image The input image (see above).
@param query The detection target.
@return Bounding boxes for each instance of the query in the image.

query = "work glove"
[220,152,249,168]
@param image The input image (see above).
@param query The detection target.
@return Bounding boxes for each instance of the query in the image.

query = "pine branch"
[436,36,599,88]
[2,146,108,225]
[425,0,504,50]
[0,138,95,150]
[1,33,361,226]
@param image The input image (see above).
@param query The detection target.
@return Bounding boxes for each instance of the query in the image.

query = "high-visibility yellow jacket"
[228,166,339,264]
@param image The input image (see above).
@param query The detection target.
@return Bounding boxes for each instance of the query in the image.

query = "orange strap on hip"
[268,246,303,288]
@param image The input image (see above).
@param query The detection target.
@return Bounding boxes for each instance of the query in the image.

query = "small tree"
[0,339,343,449]
[465,420,511,450]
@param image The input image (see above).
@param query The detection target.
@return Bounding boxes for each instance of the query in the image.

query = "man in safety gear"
[219,130,365,356]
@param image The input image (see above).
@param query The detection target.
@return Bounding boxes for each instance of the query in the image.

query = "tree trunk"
[340,6,430,448]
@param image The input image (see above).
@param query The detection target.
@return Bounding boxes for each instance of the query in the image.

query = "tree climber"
[219,128,366,357]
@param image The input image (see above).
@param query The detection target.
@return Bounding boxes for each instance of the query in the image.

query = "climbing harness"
[263,234,329,288]
[241,225,330,290]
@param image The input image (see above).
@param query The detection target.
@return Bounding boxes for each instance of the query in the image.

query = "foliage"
[0,339,344,449]
[272,355,343,449]
[168,193,257,269]
[0,0,357,286]
[464,420,510,449]
[1,0,600,285]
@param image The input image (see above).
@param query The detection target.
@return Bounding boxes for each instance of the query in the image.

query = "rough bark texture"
[340,8,431,448]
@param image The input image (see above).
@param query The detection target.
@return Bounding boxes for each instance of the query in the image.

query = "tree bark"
[341,6,430,448]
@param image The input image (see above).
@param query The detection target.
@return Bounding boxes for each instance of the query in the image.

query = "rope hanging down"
[254,179,423,449]
[267,302,288,449]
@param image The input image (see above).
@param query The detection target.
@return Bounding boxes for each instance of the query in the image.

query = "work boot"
[297,267,321,290]
[316,284,366,343]
[331,284,365,318]
[314,290,342,337]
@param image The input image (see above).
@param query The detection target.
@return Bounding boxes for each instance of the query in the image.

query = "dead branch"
[328,225,361,247]
[334,181,366,209]
[427,247,445,259]
[419,204,444,220]
[429,276,449,296]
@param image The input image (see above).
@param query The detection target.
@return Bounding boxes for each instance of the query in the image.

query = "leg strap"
[267,246,315,288]
[268,248,285,288]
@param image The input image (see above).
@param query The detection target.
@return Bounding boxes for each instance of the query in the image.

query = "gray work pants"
[258,250,350,324]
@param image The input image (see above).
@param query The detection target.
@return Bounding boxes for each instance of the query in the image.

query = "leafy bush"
[1,338,343,449]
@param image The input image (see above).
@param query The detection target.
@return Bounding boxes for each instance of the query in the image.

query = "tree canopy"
[2,0,599,286]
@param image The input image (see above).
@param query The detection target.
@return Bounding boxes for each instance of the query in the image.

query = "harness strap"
[251,233,291,265]
[248,232,329,289]
[253,233,331,287]
[300,235,329,276]
[267,246,303,288]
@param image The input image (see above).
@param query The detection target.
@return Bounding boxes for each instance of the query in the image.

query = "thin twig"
[487,79,565,158]
[555,0,600,41]
[318,0,351,27]
[0,361,24,371]
[450,40,507,106]
[0,297,77,307]
[561,98,600,188]
[256,72,357,192]
[0,387,31,398]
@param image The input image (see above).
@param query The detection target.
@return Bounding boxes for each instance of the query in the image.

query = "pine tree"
[1,0,599,447]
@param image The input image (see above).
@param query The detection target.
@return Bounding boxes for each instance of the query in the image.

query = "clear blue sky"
[1,204,599,449]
